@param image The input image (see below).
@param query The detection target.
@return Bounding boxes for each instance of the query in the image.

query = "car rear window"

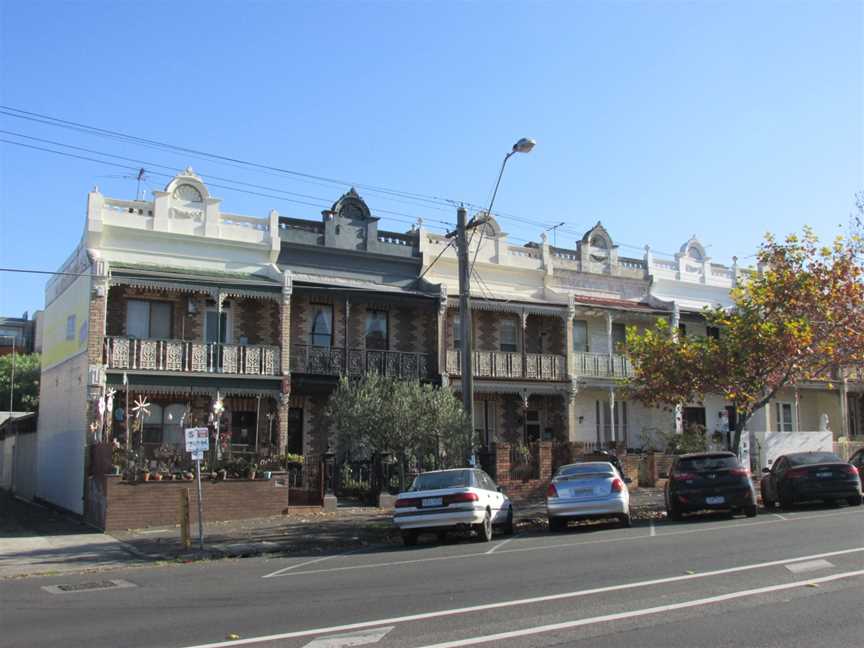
[787,452,843,466]
[558,463,615,478]
[409,471,472,491]
[676,455,740,472]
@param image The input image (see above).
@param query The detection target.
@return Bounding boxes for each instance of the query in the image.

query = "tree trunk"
[731,413,752,454]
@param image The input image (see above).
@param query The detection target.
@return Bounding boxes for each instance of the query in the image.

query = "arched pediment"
[679,236,707,262]
[581,222,614,250]
[472,212,504,238]
[330,188,374,222]
[164,167,210,203]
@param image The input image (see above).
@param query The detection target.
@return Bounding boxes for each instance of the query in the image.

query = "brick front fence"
[86,475,322,531]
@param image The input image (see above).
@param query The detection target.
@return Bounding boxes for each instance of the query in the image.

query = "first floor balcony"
[571,351,634,379]
[104,336,281,376]
[290,344,435,380]
[446,350,567,381]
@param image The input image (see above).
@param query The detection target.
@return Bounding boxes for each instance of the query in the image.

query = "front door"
[683,407,707,434]
[287,407,303,455]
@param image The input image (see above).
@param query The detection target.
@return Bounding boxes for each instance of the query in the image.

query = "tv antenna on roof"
[545,222,566,247]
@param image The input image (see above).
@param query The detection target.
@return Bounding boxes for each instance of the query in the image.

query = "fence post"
[539,442,552,480]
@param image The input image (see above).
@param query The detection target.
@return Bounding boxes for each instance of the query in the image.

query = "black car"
[849,448,864,474]
[665,452,757,520]
[760,452,863,509]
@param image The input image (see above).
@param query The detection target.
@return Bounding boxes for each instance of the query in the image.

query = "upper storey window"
[311,305,333,348]
[365,310,389,351]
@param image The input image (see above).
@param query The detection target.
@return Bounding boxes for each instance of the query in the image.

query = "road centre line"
[265,508,862,578]
[412,569,864,648]
[186,546,864,648]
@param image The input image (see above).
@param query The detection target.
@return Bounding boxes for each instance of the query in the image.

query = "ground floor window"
[231,411,258,447]
[774,402,794,432]
[596,400,628,445]
[474,400,496,447]
[142,402,186,445]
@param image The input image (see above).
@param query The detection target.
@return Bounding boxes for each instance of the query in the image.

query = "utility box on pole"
[456,206,475,460]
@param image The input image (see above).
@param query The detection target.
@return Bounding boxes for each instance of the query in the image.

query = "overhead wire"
[0,137,455,233]
[1,106,748,262]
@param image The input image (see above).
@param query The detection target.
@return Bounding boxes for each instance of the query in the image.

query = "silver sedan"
[546,461,631,531]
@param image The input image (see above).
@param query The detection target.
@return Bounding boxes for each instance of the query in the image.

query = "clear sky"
[1,0,862,317]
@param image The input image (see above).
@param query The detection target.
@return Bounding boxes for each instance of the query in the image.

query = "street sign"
[185,427,210,454]
[191,450,204,461]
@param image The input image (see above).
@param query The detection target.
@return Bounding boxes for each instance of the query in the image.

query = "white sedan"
[393,468,513,545]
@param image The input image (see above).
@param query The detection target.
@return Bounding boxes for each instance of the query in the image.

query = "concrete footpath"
[0,491,145,579]
[2,488,667,576]
[111,488,667,561]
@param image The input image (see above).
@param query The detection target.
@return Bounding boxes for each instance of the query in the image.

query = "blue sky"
[1,0,862,317]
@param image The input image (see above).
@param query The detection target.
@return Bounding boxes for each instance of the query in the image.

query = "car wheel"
[619,514,632,528]
[745,504,758,518]
[847,495,863,507]
[475,510,493,542]
[762,496,773,509]
[779,491,794,510]
[667,504,681,522]
[548,516,564,532]
[501,507,514,535]
[436,530,447,543]
[826,498,841,508]
[401,530,418,547]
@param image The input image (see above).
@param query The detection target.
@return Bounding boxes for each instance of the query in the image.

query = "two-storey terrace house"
[277,188,441,460]
[416,216,676,454]
[37,169,288,515]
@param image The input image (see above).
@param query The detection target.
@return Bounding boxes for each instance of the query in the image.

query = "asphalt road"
[2,503,863,648]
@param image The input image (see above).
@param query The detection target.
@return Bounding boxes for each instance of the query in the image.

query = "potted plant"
[152,472,163,481]
[247,463,258,480]
[140,468,151,482]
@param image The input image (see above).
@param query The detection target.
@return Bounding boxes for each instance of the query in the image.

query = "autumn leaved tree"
[626,228,864,452]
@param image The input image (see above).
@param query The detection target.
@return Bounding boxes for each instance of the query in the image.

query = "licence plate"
[422,497,443,507]
[571,488,592,496]
[816,472,831,479]
[706,496,725,505]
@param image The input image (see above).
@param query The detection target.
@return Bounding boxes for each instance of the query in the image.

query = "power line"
[0,137,454,233]
[0,106,471,212]
[0,107,747,261]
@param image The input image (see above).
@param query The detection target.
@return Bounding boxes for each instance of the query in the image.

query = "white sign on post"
[185,427,210,454]
[184,427,209,551]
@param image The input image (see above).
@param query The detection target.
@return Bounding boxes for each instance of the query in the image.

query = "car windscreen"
[787,452,843,466]
[676,455,739,472]
[409,471,472,491]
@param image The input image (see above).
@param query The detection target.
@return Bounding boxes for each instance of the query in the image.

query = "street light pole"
[456,206,474,461]
[454,138,535,464]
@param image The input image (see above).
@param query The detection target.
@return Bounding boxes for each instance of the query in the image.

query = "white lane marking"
[785,559,834,574]
[774,513,788,521]
[263,549,364,579]
[268,508,862,578]
[301,626,394,648]
[413,569,864,648]
[181,546,864,648]
[485,538,514,555]
[649,520,656,537]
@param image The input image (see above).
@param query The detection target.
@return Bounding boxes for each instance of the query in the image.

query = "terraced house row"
[35,170,864,518]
